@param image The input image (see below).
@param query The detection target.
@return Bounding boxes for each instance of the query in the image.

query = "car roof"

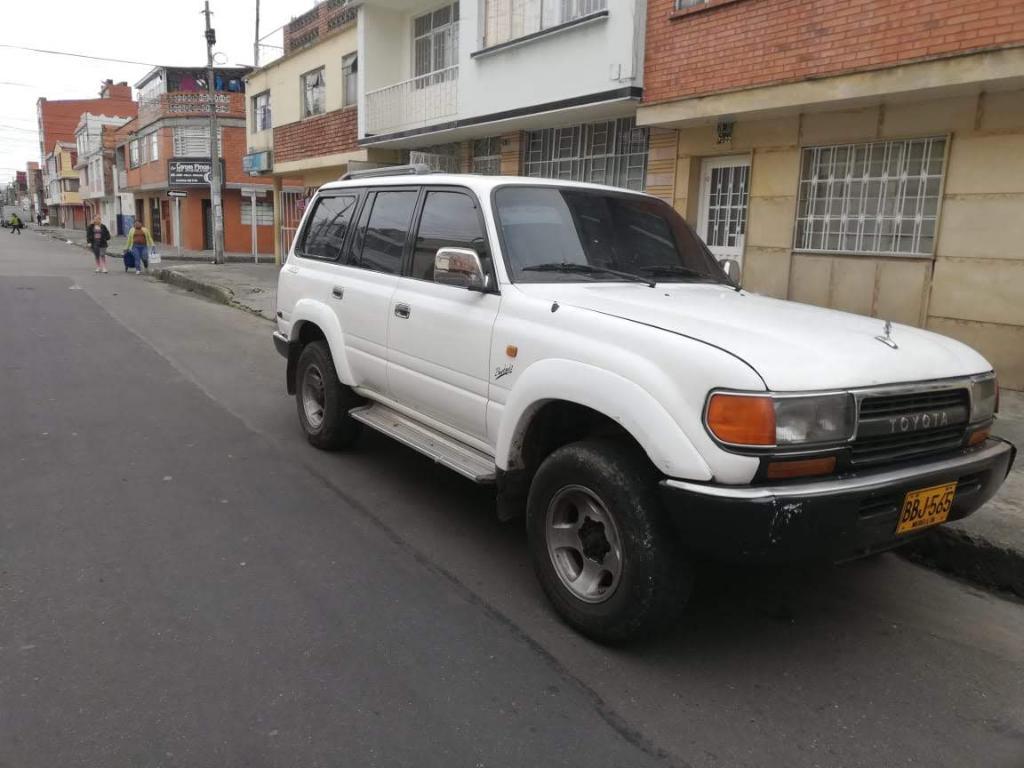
[316,173,651,198]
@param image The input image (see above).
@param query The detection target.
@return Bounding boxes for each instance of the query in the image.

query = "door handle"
[394,303,411,319]
[331,286,344,300]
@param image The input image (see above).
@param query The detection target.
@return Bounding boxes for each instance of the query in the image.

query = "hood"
[517,282,991,391]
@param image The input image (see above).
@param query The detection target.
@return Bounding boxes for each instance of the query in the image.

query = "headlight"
[969,375,998,422]
[706,392,855,447]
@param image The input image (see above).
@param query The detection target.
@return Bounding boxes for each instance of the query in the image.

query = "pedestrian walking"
[127,220,154,275]
[36,213,42,226]
[8,213,23,235]
[86,216,111,274]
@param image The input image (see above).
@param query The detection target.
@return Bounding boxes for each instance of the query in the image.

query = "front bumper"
[272,330,290,359]
[661,438,1016,563]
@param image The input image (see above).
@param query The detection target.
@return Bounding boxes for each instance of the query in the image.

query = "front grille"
[851,387,969,466]
[859,388,968,418]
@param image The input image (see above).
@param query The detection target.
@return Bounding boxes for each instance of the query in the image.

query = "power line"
[0,43,157,68]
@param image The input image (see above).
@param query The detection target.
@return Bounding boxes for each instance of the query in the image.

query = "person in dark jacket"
[86,216,111,273]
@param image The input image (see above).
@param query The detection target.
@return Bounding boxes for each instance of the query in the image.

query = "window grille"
[413,3,459,78]
[795,137,946,257]
[241,201,274,226]
[173,126,222,157]
[484,0,606,47]
[674,0,709,10]
[410,145,461,173]
[472,137,502,175]
[522,117,649,191]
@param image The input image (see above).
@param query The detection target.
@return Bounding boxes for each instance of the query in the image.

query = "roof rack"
[340,163,434,181]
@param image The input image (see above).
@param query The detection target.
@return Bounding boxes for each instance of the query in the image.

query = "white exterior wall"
[359,0,645,141]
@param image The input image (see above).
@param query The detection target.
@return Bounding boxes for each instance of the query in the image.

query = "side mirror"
[719,258,742,286]
[434,247,490,291]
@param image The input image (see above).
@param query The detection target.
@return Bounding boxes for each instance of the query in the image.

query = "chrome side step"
[349,404,496,484]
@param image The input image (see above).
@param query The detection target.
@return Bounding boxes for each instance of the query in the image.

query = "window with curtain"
[302,67,325,117]
[252,91,272,131]
[342,54,357,107]
[483,0,605,47]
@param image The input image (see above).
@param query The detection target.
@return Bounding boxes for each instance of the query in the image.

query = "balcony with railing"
[365,66,459,136]
[136,92,245,129]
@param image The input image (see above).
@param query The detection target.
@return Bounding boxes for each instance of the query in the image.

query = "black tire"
[526,439,692,644]
[294,340,362,450]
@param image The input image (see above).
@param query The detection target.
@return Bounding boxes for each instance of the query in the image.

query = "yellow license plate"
[896,481,957,535]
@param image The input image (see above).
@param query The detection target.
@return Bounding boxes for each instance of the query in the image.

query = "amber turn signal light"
[706,394,775,446]
[968,427,991,447]
[765,456,837,480]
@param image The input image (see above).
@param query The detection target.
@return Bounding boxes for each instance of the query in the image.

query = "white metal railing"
[365,66,458,135]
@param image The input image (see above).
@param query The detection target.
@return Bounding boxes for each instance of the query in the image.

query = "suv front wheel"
[526,439,692,644]
[295,340,361,450]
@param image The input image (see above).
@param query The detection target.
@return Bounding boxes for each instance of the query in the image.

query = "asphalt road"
[2,231,1023,768]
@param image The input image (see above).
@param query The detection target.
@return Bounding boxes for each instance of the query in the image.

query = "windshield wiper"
[522,262,655,287]
[637,264,712,279]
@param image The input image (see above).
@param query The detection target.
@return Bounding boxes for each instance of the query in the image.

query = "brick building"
[36,80,136,227]
[115,66,276,254]
[636,0,1024,388]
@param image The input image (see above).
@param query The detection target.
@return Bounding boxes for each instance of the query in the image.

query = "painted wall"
[358,0,645,136]
[651,88,1024,388]
[246,24,359,138]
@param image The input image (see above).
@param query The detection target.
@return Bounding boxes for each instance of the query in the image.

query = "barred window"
[522,118,649,191]
[472,137,502,175]
[484,0,606,47]
[173,126,222,157]
[674,0,710,10]
[241,201,274,226]
[413,3,458,79]
[795,137,946,257]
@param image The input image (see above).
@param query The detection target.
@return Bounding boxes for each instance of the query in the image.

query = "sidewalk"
[74,249,1024,597]
[36,225,274,264]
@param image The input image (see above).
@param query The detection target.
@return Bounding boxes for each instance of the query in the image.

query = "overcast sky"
[0,0,300,184]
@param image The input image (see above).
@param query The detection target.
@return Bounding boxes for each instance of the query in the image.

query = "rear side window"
[300,194,359,261]
[410,191,490,281]
[353,190,418,274]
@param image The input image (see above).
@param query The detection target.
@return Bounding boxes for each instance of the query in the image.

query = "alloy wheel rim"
[302,364,326,429]
[545,485,623,604]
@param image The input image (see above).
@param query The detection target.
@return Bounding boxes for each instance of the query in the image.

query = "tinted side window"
[410,191,489,281]
[301,194,359,261]
[354,191,418,274]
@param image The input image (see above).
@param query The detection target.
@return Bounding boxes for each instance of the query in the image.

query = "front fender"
[496,359,713,481]
[290,298,355,385]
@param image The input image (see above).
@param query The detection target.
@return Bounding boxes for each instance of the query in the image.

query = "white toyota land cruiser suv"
[274,167,1015,643]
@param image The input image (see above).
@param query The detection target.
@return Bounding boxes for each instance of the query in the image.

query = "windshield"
[493,185,730,285]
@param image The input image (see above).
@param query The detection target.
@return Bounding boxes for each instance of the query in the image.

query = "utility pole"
[254,0,261,67]
[204,1,225,264]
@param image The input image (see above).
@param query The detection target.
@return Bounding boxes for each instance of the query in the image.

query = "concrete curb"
[902,527,1024,599]
[152,267,235,307]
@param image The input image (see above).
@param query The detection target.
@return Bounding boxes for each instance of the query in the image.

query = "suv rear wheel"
[526,439,692,643]
[295,340,361,450]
